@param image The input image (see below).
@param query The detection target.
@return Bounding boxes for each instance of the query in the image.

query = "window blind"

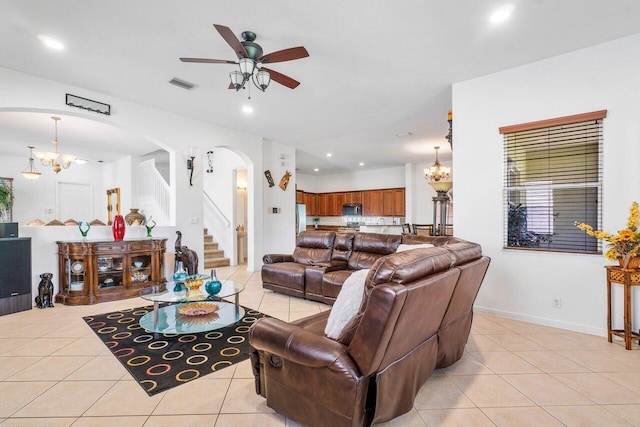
[501,110,606,253]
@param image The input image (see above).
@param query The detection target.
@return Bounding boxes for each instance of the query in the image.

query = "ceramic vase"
[112,214,125,241]
[125,208,145,226]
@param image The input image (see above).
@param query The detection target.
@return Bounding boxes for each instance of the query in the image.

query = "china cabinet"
[55,238,167,305]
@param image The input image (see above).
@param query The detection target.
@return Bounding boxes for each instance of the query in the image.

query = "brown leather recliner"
[250,243,490,426]
[262,231,336,298]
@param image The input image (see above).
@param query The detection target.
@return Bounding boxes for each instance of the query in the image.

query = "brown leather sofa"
[262,230,469,304]
[250,239,490,426]
[262,231,404,304]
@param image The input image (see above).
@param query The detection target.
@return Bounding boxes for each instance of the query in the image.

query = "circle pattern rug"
[83,303,268,396]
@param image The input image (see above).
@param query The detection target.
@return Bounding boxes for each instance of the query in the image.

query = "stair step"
[205,249,224,257]
[204,257,230,268]
[204,241,219,250]
[204,234,213,243]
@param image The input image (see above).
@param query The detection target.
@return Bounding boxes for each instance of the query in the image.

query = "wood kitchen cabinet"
[303,192,318,216]
[335,193,347,215]
[296,190,304,204]
[348,192,363,204]
[393,188,405,216]
[55,239,167,305]
[363,190,384,216]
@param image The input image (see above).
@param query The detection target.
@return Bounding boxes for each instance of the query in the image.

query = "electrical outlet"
[552,297,561,309]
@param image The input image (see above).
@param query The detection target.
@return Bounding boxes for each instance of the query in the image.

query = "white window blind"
[501,110,606,253]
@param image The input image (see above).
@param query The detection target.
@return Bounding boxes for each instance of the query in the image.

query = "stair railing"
[203,190,233,263]
[137,159,172,224]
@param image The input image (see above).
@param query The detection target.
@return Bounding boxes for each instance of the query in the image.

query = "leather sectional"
[251,230,491,426]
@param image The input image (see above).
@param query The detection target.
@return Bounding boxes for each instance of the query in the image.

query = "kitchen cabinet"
[296,190,304,204]
[348,192,363,204]
[335,193,348,215]
[55,239,167,305]
[303,192,318,216]
[393,188,405,216]
[363,190,384,216]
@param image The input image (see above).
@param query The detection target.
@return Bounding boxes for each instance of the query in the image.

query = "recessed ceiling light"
[75,158,89,165]
[326,153,332,157]
[242,105,253,114]
[313,168,319,172]
[359,162,365,166]
[490,4,514,23]
[38,35,64,50]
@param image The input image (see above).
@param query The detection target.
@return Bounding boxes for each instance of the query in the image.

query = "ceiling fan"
[180,24,309,93]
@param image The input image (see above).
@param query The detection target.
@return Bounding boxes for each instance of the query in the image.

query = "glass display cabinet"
[56,239,166,305]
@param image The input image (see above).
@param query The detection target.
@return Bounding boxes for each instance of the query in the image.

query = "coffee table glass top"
[139,300,245,334]
[139,280,246,334]
[140,280,245,303]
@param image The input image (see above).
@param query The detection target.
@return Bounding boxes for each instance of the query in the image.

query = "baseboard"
[474,305,606,337]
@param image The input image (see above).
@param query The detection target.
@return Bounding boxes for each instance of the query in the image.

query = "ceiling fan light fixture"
[239,58,255,79]
[255,69,271,92]
[229,70,244,90]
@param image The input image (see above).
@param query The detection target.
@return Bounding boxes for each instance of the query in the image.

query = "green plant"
[0,182,14,222]
[507,202,552,248]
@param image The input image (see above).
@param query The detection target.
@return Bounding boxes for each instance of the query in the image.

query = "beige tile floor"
[2,265,640,426]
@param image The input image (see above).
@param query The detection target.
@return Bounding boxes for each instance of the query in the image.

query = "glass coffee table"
[139,280,245,334]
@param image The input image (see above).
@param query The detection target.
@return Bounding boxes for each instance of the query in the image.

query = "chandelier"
[424,146,451,182]
[21,146,42,180]
[34,117,77,173]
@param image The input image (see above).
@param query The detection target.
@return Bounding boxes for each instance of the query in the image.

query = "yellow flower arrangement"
[575,201,640,268]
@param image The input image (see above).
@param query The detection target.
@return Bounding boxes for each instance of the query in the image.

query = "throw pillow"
[396,243,434,252]
[324,268,370,340]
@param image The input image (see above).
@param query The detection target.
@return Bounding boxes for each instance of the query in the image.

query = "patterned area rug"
[83,304,267,396]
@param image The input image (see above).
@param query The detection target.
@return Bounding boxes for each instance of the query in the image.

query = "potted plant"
[0,181,14,222]
[313,217,320,229]
[575,201,640,269]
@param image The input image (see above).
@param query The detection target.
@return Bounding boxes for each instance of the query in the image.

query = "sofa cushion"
[332,232,355,262]
[322,270,354,301]
[347,233,402,270]
[292,231,336,265]
[324,269,369,339]
[262,262,307,292]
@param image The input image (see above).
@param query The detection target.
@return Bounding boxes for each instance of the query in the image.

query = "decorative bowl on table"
[183,274,209,299]
[177,302,220,317]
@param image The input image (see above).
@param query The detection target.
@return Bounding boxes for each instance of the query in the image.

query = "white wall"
[262,142,297,254]
[453,32,640,335]
[314,166,405,193]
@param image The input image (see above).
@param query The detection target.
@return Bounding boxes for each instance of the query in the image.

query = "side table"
[606,266,640,350]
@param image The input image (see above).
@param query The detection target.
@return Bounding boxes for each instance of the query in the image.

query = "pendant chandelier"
[424,146,451,182]
[21,146,42,180]
[34,116,77,173]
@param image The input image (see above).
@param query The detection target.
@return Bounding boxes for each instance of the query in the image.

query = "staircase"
[203,229,230,269]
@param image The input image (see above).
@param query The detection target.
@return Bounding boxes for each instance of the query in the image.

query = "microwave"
[343,203,362,216]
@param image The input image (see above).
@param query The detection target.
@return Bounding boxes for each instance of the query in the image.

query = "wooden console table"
[606,265,640,350]
[55,239,167,305]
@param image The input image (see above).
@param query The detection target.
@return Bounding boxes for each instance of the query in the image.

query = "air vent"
[169,77,197,90]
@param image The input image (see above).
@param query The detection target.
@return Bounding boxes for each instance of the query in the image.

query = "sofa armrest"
[250,317,353,369]
[262,254,294,264]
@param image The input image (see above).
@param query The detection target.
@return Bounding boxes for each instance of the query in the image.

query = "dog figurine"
[35,272,54,309]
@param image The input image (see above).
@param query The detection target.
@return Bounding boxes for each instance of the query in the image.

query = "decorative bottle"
[112,214,125,241]
[173,261,188,292]
[205,268,222,295]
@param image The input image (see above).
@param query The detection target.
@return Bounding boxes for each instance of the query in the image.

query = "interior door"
[57,182,93,221]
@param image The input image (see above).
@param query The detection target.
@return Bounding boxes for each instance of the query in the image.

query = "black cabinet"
[0,237,32,315]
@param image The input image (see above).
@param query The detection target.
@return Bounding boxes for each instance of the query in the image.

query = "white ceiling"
[1,0,640,173]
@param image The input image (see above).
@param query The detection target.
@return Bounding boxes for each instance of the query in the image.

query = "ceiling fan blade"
[262,67,300,89]
[259,46,309,64]
[213,24,248,59]
[180,57,236,64]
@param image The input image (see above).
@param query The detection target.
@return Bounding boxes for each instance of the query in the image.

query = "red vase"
[112,214,125,241]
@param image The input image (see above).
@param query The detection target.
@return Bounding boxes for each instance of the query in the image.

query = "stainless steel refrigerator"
[296,204,307,234]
